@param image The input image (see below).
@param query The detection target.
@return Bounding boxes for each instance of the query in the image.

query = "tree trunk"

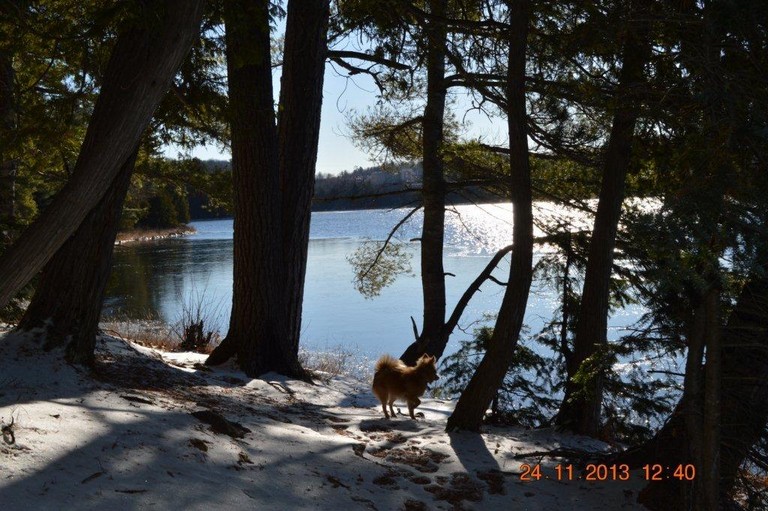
[554,14,648,437]
[0,0,205,309]
[446,0,532,432]
[206,0,285,374]
[401,0,448,365]
[626,258,768,510]
[277,0,330,373]
[717,261,768,499]
[701,287,721,511]
[18,148,139,366]
[207,0,330,380]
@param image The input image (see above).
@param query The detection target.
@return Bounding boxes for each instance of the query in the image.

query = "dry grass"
[101,317,180,352]
[168,286,224,354]
[103,320,373,378]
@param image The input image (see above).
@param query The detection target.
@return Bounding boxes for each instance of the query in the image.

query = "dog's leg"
[407,400,417,419]
[388,399,397,418]
[380,393,390,419]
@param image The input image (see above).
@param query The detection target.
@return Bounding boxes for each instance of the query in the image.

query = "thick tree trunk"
[401,0,448,365]
[207,0,329,380]
[0,0,205,309]
[446,0,532,432]
[206,0,285,374]
[554,17,648,437]
[18,148,139,366]
[277,0,330,373]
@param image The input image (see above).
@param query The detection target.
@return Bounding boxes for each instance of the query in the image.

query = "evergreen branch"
[444,44,506,106]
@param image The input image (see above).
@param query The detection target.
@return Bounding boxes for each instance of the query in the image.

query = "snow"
[0,328,648,510]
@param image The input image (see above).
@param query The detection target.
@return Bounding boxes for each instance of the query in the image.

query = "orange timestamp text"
[519,463,696,482]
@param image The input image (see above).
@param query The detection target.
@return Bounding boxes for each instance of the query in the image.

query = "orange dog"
[372,354,438,419]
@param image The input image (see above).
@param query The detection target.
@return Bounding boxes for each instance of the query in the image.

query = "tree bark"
[278,0,330,372]
[446,0,532,432]
[18,148,139,366]
[400,0,448,365]
[554,13,648,437]
[0,0,205,309]
[206,0,285,373]
[206,0,330,380]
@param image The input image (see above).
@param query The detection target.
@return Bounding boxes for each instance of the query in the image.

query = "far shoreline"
[115,225,196,245]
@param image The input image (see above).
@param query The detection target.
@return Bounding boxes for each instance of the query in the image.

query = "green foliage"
[139,190,182,229]
[0,0,116,231]
[0,2,231,239]
[529,220,677,443]
[347,240,413,298]
[435,326,560,427]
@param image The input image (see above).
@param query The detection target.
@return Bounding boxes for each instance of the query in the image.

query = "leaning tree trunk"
[446,0,532,432]
[207,0,329,379]
[554,14,648,437]
[400,0,448,366]
[0,0,205,309]
[18,148,139,366]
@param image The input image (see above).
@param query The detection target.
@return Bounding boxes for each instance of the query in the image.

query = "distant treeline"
[188,160,502,220]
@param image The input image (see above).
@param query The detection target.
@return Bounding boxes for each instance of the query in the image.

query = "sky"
[170,65,381,174]
[168,58,509,176]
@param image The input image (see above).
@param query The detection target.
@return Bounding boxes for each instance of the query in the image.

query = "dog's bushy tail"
[375,354,404,373]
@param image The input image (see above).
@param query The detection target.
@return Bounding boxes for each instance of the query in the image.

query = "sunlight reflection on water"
[106,202,643,360]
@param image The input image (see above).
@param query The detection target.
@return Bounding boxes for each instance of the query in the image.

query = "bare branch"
[327,50,410,71]
[360,205,422,281]
[442,244,514,339]
[329,57,386,92]
[487,275,508,287]
[410,316,420,342]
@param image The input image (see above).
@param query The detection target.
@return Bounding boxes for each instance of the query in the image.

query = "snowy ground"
[0,328,648,510]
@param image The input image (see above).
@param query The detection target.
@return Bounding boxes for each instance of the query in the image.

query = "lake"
[105,202,645,360]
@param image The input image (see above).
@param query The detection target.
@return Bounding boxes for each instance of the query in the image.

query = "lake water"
[105,203,645,360]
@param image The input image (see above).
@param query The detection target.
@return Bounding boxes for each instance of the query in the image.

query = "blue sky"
[172,64,382,175]
[166,42,509,176]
